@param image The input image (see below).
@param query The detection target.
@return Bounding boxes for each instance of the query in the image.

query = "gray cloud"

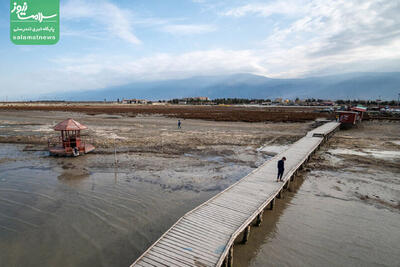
[3,0,400,99]
[309,0,400,57]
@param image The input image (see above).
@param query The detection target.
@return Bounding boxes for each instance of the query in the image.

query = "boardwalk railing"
[131,122,340,267]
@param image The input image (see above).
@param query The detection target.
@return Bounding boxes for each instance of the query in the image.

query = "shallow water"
[2,123,399,267]
[235,149,400,267]
[0,144,261,267]
[330,148,400,160]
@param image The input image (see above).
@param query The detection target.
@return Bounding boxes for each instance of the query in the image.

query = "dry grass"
[0,104,333,122]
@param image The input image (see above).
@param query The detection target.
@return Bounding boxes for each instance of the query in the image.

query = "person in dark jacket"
[277,157,286,182]
[178,120,181,129]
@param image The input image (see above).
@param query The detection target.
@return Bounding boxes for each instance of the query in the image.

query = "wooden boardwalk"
[131,122,340,267]
[307,121,340,137]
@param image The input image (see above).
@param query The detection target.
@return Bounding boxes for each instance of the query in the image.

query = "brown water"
[0,144,265,267]
[1,120,399,267]
[234,146,400,267]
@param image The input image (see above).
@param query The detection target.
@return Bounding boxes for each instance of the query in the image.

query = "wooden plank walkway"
[131,122,340,267]
[307,121,340,137]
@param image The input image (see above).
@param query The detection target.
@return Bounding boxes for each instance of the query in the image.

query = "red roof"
[54,119,88,131]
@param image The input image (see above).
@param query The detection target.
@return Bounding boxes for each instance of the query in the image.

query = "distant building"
[184,97,210,101]
[122,99,148,104]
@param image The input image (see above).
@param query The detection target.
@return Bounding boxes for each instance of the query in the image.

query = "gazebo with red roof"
[48,119,95,156]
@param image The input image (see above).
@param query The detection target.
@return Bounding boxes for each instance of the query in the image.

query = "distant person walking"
[277,157,286,182]
[178,120,181,129]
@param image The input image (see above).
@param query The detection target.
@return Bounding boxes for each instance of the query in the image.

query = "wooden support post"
[222,258,228,267]
[242,225,251,244]
[227,245,234,267]
[284,180,290,189]
[269,198,275,210]
[277,189,283,199]
[288,179,294,192]
[256,210,264,226]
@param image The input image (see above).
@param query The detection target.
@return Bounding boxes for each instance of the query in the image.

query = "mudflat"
[0,107,398,267]
[0,108,314,266]
[234,121,400,267]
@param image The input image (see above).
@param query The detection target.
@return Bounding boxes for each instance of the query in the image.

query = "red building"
[336,111,359,129]
[336,106,367,129]
[350,106,367,121]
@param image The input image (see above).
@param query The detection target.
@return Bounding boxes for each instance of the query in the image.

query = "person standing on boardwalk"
[178,120,181,129]
[277,157,286,182]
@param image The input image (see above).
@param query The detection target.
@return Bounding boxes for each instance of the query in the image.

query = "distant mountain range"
[53,72,400,101]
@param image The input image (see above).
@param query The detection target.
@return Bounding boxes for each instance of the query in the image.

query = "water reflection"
[234,169,400,267]
[233,175,306,265]
[0,144,256,267]
[58,166,91,184]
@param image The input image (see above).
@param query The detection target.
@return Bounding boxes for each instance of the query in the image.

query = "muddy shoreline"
[233,120,400,267]
[0,103,334,123]
[0,109,399,267]
[0,110,314,153]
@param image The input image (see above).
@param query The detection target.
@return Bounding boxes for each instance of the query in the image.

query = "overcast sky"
[1,0,400,99]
